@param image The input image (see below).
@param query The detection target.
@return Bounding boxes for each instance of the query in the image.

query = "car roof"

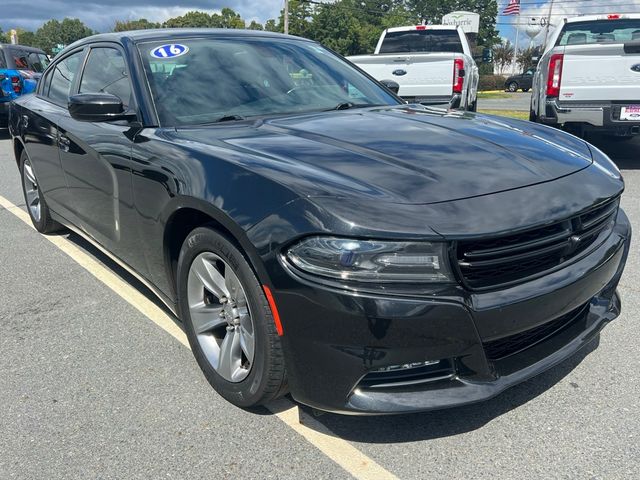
[0,43,46,53]
[565,13,640,23]
[65,28,310,50]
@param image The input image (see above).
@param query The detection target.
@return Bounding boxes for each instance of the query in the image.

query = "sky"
[1,0,640,46]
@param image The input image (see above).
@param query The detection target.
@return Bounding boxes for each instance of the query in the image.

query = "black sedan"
[9,30,631,414]
[505,69,534,92]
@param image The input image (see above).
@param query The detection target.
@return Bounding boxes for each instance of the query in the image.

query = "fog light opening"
[358,359,455,389]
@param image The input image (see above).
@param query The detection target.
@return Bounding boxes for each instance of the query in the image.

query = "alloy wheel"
[22,158,41,223]
[187,252,255,382]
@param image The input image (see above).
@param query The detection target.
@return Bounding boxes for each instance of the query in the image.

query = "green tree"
[516,46,537,72]
[277,0,313,37]
[113,18,161,32]
[309,1,364,55]
[248,20,264,31]
[493,39,514,75]
[163,11,213,28]
[34,18,93,55]
[264,19,280,32]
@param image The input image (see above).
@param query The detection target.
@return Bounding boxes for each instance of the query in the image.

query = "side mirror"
[379,79,400,95]
[68,93,135,122]
[482,48,493,64]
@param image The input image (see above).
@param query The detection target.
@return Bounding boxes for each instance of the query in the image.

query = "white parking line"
[0,194,398,480]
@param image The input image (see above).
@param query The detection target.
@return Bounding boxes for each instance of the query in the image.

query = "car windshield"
[9,48,50,72]
[378,30,463,54]
[138,37,399,127]
[557,19,640,46]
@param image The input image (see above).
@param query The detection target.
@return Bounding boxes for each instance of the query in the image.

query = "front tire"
[19,151,63,234]
[508,82,518,92]
[177,227,287,408]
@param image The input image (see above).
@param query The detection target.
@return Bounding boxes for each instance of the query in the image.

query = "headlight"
[285,237,454,283]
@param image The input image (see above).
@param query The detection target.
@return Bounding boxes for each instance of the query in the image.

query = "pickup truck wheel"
[508,82,518,92]
[469,100,477,112]
[529,109,537,122]
[177,227,288,408]
[19,151,64,234]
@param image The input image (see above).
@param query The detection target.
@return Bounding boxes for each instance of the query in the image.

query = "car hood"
[176,106,593,205]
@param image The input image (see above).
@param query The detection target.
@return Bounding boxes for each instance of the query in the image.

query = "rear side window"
[379,30,463,54]
[8,48,50,72]
[79,48,133,107]
[558,19,640,46]
[0,50,6,69]
[48,51,84,105]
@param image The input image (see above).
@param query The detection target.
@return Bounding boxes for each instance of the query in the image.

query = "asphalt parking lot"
[0,129,638,480]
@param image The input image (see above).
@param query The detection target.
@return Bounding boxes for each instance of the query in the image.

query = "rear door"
[558,17,640,102]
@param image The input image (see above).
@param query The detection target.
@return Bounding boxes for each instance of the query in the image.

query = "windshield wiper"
[328,102,386,111]
[214,114,246,123]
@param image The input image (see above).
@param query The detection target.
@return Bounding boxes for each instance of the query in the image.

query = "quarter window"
[79,48,133,107]
[48,51,84,105]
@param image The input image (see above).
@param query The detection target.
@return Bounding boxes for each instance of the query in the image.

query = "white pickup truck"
[531,14,640,139]
[347,25,479,111]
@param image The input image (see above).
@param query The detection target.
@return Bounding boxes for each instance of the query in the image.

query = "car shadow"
[0,128,10,140]
[290,336,599,443]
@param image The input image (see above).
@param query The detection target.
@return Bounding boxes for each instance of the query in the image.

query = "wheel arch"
[162,197,271,300]
[13,136,25,167]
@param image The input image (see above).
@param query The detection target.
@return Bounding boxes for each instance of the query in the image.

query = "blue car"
[0,44,49,127]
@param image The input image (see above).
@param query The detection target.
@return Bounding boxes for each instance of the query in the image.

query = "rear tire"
[19,151,64,234]
[508,82,518,92]
[522,88,530,92]
[468,99,478,112]
[177,226,287,408]
[529,108,537,122]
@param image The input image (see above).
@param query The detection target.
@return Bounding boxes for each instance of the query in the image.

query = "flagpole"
[513,12,521,74]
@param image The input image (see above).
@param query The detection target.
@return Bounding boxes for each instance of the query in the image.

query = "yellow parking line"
[0,194,398,480]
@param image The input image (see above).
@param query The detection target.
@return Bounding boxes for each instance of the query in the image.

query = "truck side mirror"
[380,79,400,94]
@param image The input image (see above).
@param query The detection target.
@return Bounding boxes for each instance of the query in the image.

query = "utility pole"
[543,0,555,49]
[284,0,289,35]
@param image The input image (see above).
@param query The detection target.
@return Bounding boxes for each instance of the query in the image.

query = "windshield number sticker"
[150,44,189,59]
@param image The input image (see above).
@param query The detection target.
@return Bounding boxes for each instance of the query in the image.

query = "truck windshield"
[9,48,50,72]
[139,37,399,127]
[557,19,640,46]
[379,30,463,54]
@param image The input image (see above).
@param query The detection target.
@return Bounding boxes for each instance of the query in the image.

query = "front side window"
[138,37,399,127]
[558,19,640,46]
[0,50,7,69]
[48,51,84,105]
[379,30,463,54]
[79,48,133,107]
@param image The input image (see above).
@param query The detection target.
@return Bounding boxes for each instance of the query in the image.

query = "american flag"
[502,0,521,15]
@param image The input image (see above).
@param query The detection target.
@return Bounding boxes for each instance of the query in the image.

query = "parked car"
[0,43,49,127]
[531,13,640,139]
[504,69,534,92]
[347,25,479,110]
[9,29,631,414]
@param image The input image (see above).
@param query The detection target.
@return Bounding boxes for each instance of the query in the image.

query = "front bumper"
[272,209,631,414]
[543,99,640,135]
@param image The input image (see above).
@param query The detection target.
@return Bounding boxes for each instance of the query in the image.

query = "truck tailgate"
[349,53,454,98]
[560,43,640,101]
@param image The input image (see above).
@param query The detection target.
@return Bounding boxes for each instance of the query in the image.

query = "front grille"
[456,198,619,290]
[483,302,590,361]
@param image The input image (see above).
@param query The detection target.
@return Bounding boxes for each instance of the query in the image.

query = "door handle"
[58,135,70,152]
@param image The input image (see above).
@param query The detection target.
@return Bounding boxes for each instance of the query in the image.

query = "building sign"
[442,11,480,34]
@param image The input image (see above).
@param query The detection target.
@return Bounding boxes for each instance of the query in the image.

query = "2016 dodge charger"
[9,30,631,414]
